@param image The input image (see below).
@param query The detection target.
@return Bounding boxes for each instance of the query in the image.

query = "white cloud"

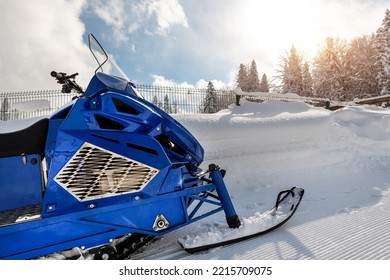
[145,0,188,36]
[0,0,94,92]
[93,0,125,30]
[151,74,194,88]
[151,74,229,89]
[195,79,230,90]
[89,0,129,42]
[89,0,188,40]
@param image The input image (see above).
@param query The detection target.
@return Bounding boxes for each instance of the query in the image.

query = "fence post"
[235,94,241,106]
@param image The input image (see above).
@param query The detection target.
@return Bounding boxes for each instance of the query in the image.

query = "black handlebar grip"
[51,71,66,79]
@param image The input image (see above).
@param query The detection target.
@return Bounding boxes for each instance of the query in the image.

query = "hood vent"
[54,142,158,201]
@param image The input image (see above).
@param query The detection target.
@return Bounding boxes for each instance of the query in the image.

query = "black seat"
[0,118,49,158]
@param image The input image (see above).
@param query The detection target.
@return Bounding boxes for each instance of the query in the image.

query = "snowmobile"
[0,34,304,260]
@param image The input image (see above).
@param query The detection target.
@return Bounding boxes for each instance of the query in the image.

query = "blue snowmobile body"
[0,34,240,259]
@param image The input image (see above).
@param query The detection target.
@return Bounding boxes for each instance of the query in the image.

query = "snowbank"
[12,100,50,112]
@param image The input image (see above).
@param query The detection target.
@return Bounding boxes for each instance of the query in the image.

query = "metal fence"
[0,90,73,121]
[138,85,236,114]
[0,85,236,121]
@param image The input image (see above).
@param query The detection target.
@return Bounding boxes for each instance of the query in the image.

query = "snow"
[12,100,50,112]
[131,99,390,260]
[179,210,287,249]
[2,98,390,259]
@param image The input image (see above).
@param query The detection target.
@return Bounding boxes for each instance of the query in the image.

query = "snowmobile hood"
[84,33,205,167]
[81,72,205,167]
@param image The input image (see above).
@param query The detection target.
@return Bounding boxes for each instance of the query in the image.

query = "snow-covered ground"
[2,98,390,260]
[130,99,390,260]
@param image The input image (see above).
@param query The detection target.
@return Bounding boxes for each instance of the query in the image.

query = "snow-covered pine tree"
[236,63,249,92]
[301,62,313,97]
[202,81,218,113]
[347,34,379,99]
[152,95,159,107]
[259,73,269,92]
[282,46,303,94]
[281,63,288,93]
[163,94,171,113]
[374,9,390,96]
[312,37,346,100]
[247,60,261,92]
[152,95,163,109]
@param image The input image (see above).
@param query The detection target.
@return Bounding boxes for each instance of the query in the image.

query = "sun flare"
[237,0,384,58]
[238,1,325,57]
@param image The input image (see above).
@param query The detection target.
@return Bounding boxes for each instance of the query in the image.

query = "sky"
[0,0,389,92]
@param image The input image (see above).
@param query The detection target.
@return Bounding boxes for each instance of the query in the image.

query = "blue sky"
[0,0,389,92]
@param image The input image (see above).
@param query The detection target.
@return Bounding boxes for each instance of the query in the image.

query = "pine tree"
[236,63,249,91]
[152,95,159,107]
[347,34,379,99]
[152,95,163,109]
[247,60,261,92]
[202,81,218,113]
[163,94,171,113]
[312,37,346,100]
[301,62,313,97]
[259,73,269,92]
[282,46,303,94]
[374,9,390,95]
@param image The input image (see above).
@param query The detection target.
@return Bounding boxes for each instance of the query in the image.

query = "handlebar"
[51,71,84,94]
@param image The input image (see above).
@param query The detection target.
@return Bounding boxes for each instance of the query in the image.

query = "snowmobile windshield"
[95,72,143,98]
[88,33,143,99]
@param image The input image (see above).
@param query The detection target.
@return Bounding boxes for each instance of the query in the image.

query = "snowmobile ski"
[178,187,304,253]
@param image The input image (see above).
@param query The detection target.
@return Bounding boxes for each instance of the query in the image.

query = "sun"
[236,0,326,58]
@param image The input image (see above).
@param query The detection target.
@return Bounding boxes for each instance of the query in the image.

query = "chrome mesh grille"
[54,142,158,201]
